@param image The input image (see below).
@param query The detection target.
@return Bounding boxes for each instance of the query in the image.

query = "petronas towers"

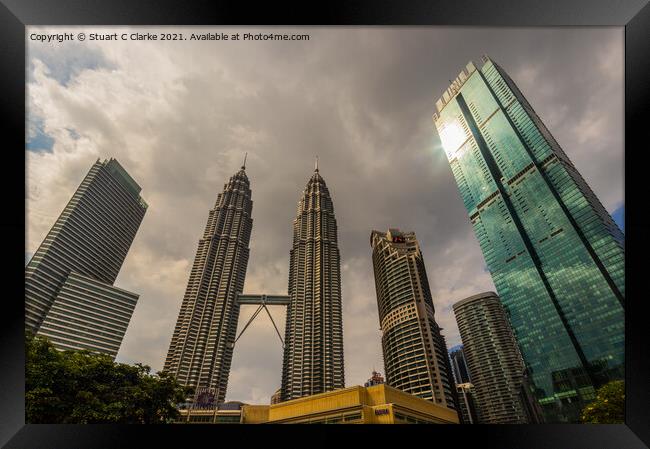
[164,162,253,404]
[281,163,345,401]
[164,158,345,403]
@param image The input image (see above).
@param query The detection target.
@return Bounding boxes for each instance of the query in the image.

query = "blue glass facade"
[433,57,624,422]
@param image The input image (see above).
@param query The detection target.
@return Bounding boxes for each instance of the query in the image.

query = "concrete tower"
[370,228,457,410]
[453,292,528,424]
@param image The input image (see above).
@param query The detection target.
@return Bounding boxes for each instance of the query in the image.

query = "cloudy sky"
[26,26,624,404]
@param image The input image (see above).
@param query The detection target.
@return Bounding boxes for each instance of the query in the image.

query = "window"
[188,415,213,423]
[343,413,362,422]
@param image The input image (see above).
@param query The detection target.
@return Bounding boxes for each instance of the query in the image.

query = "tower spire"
[315,155,319,172]
[242,152,247,170]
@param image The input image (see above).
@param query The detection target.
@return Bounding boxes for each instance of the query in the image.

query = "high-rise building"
[281,161,345,401]
[364,371,386,387]
[449,345,471,384]
[453,292,528,424]
[456,383,479,424]
[25,158,147,358]
[433,56,625,422]
[164,161,253,404]
[370,228,456,410]
[270,388,282,405]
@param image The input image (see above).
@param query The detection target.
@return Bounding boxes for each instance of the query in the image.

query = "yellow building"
[180,384,459,424]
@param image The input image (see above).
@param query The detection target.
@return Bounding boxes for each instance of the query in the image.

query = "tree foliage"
[580,380,625,424]
[26,335,192,423]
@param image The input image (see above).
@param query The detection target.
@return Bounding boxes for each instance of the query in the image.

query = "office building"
[453,292,528,423]
[281,161,345,401]
[449,345,471,384]
[456,383,479,424]
[433,56,625,422]
[179,384,459,424]
[270,389,282,405]
[25,158,146,358]
[164,161,253,404]
[370,228,456,409]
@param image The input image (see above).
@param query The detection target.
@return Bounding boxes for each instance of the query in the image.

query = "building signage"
[374,408,389,416]
[193,387,217,410]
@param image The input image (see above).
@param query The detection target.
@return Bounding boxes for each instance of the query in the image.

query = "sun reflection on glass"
[438,121,467,159]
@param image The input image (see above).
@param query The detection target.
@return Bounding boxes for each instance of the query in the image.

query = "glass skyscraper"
[433,56,625,422]
[449,345,471,385]
[25,158,147,358]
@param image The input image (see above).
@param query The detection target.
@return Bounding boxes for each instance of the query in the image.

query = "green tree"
[26,334,192,423]
[580,380,625,424]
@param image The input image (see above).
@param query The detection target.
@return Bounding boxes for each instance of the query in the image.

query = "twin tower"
[163,158,345,404]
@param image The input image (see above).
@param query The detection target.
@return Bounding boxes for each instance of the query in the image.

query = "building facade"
[245,384,458,424]
[370,228,457,410]
[176,384,459,424]
[433,57,625,422]
[281,163,345,401]
[164,163,253,404]
[177,401,245,424]
[449,345,472,384]
[453,292,528,424]
[25,158,146,358]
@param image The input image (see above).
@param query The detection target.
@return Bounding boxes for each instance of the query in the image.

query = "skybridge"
[232,293,290,349]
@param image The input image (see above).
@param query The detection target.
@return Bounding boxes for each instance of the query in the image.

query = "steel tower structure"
[281,160,345,401]
[164,159,253,404]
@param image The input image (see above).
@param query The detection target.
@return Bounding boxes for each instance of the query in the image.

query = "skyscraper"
[164,161,253,404]
[25,158,147,358]
[370,228,456,410]
[456,383,479,424]
[449,345,471,384]
[270,388,282,405]
[281,161,345,401]
[433,56,625,422]
[453,292,528,424]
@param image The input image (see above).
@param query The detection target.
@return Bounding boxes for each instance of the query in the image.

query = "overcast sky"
[26,26,624,404]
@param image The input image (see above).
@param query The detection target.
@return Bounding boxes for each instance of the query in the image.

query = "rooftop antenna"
[242,152,247,170]
[315,155,319,172]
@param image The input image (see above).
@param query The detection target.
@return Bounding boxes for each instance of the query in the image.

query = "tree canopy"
[580,380,625,424]
[26,335,192,424]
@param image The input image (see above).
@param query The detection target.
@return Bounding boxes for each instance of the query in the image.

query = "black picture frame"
[2,1,649,447]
